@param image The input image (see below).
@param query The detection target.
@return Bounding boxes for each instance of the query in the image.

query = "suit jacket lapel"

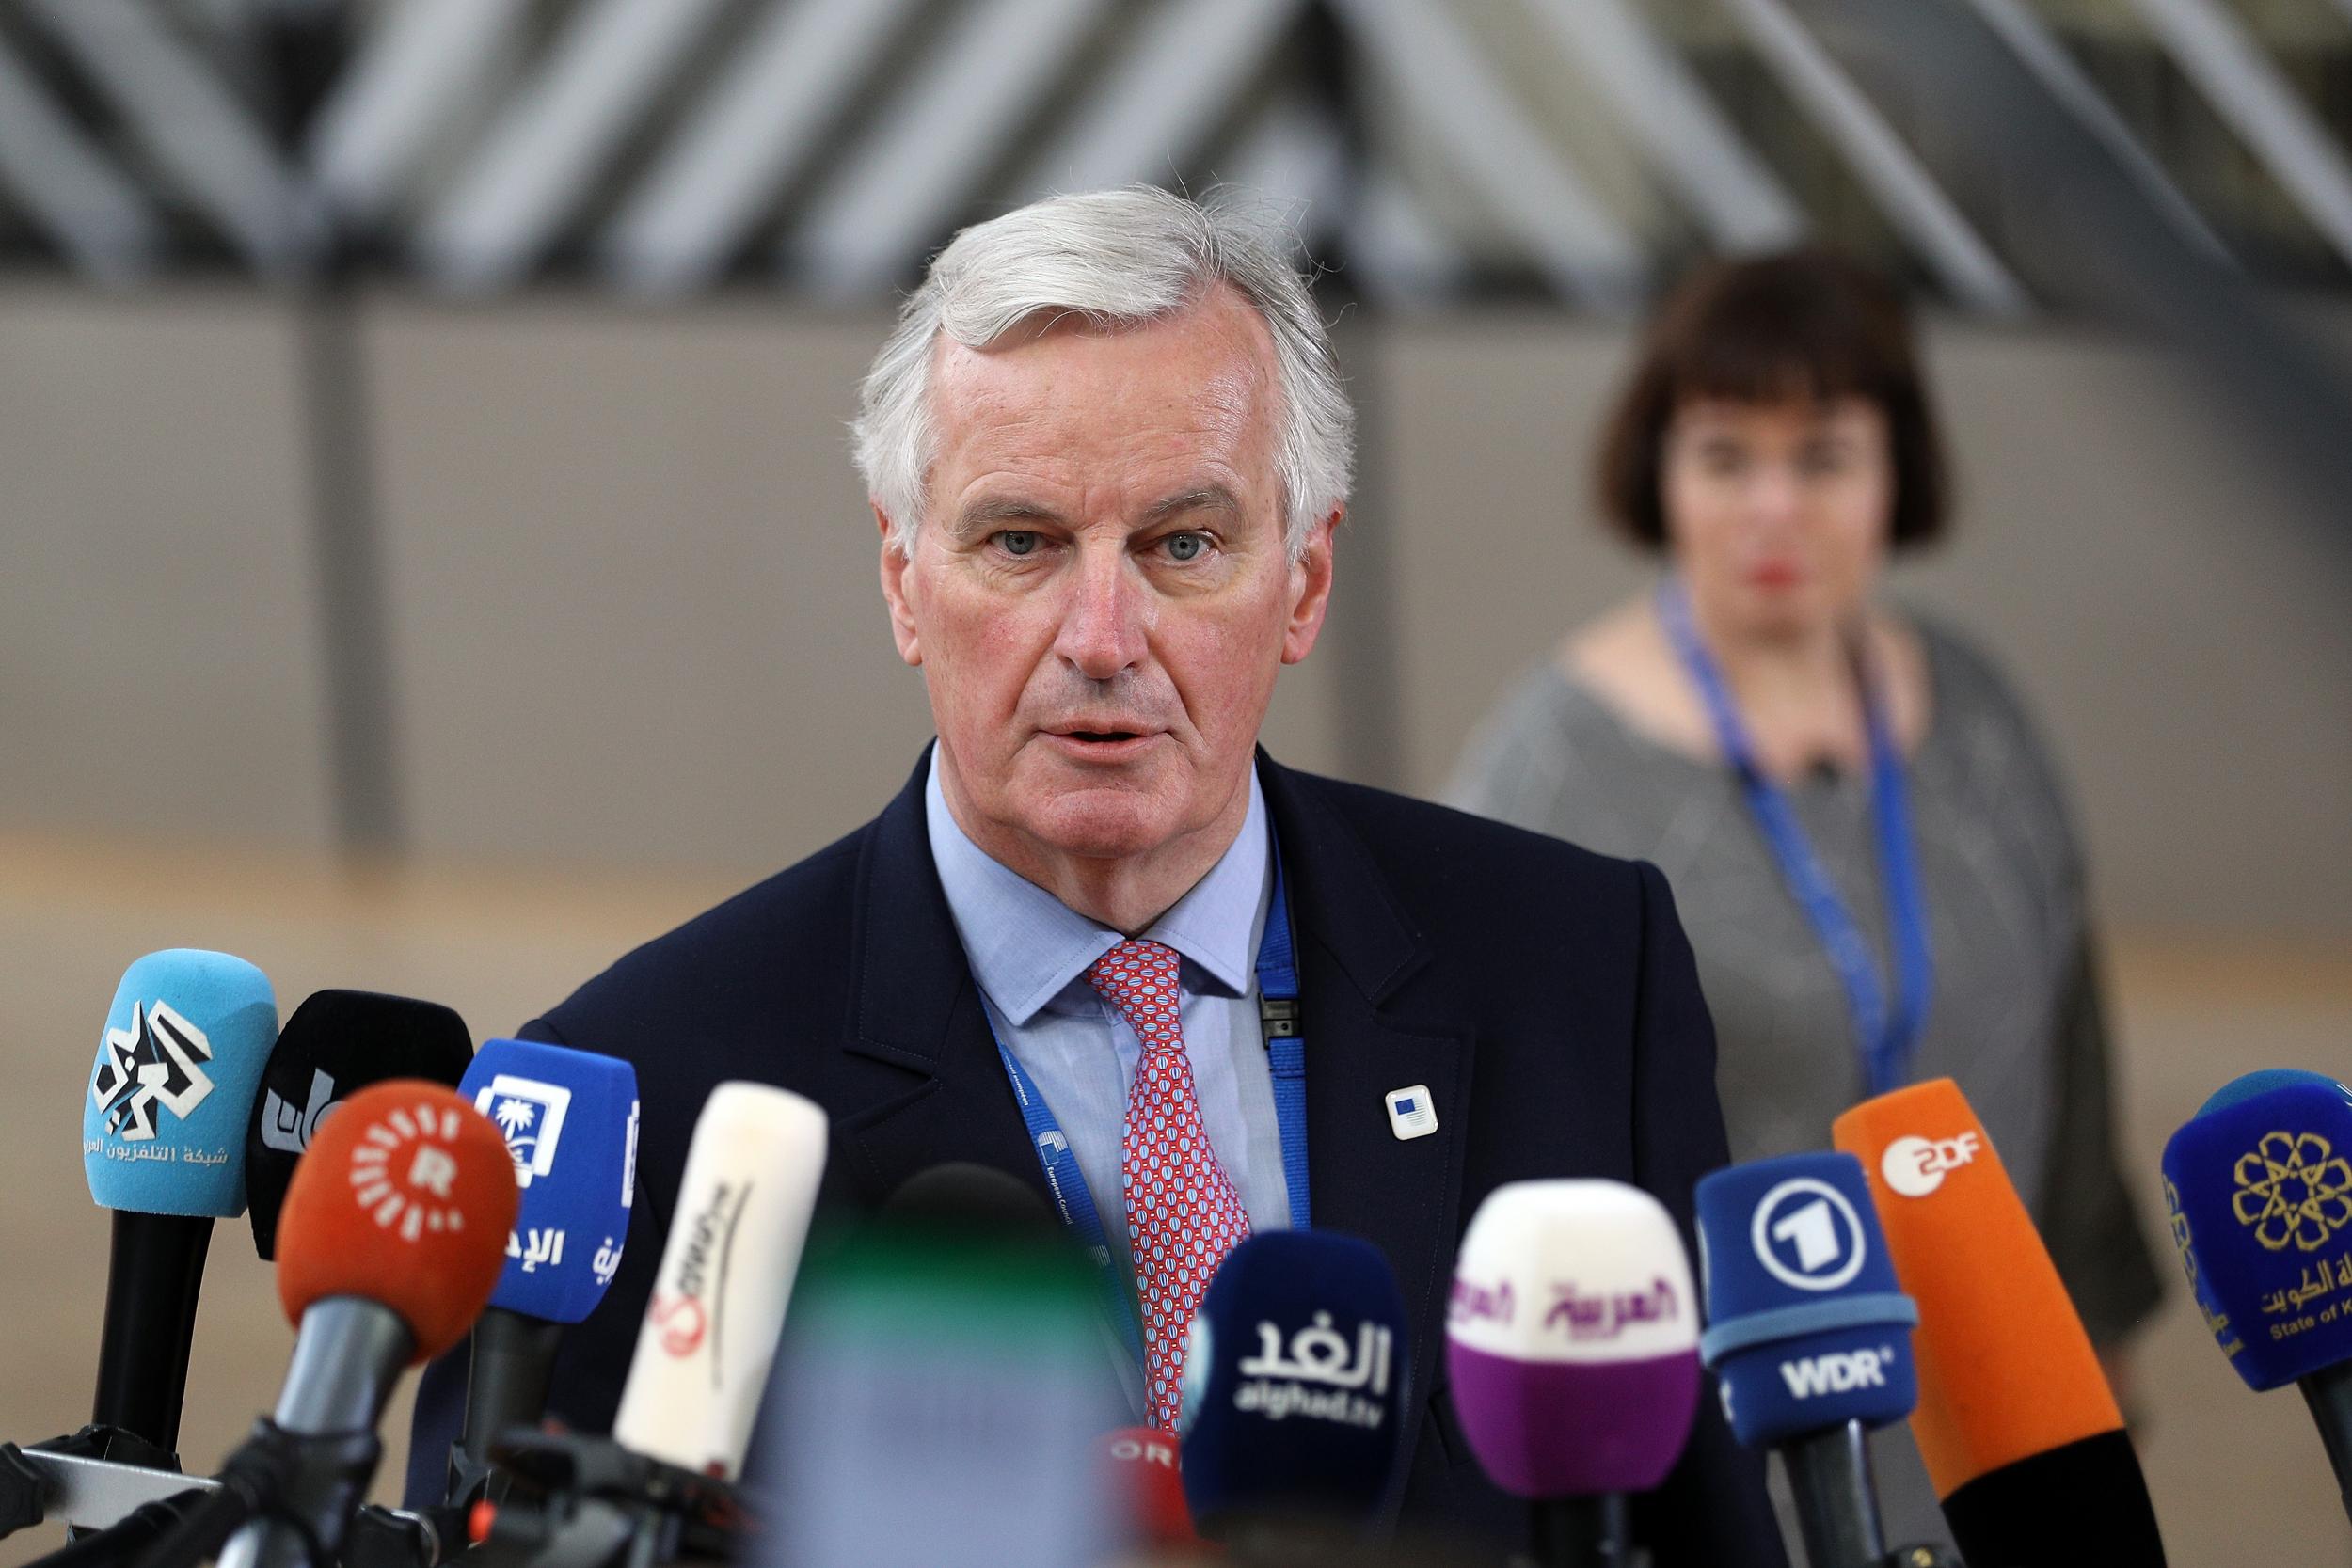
[835,750,1045,1206]
[1261,755,1475,1518]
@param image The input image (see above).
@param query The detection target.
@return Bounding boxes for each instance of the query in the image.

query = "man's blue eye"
[1166,532,1204,562]
[999,531,1039,556]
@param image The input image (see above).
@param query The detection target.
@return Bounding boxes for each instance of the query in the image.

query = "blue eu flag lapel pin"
[1385,1084,1438,1141]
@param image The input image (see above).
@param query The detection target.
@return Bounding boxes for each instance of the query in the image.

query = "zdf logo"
[1882,1132,1981,1197]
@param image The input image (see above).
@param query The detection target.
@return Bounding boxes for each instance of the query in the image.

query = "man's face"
[879,285,1335,869]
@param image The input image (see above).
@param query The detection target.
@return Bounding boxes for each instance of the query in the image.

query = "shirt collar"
[923,749,1272,1026]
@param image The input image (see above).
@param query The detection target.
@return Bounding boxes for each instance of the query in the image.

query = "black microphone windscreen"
[244,990,472,1259]
[1937,1428,2167,1567]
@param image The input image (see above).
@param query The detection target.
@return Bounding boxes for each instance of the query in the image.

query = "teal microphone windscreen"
[85,949,278,1217]
[461,1038,641,1324]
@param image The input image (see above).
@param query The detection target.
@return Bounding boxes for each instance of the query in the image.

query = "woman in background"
[1448,251,2164,1547]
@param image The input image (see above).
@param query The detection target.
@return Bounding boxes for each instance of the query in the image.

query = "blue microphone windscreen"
[1695,1152,1919,1448]
[2162,1074,2352,1391]
[2199,1069,2349,1117]
[1178,1230,1410,1530]
[460,1038,639,1324]
[85,950,278,1217]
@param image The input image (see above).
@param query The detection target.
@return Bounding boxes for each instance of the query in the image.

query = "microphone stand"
[1780,1420,1886,1568]
[2301,1361,2352,1528]
[1527,1494,1629,1567]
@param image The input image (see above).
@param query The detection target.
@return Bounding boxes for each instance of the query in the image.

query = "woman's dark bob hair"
[1595,249,1948,551]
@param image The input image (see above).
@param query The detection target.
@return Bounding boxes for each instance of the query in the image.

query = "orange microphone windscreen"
[275,1079,519,1364]
[1831,1078,2122,1497]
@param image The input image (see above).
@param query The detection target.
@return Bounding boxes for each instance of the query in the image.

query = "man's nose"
[1053,546,1148,681]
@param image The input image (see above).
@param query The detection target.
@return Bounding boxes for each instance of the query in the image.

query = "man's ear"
[1280,508,1340,665]
[876,506,921,667]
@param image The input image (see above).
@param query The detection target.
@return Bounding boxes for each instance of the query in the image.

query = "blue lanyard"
[990,851,1311,1370]
[1657,580,1934,1095]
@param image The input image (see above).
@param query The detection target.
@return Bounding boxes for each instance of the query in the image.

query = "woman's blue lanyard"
[990,852,1311,1370]
[1657,580,1934,1096]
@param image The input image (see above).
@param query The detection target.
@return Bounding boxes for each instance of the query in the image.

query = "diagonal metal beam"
[600,0,922,295]
[1522,0,1806,253]
[1324,0,1645,310]
[0,37,160,281]
[307,0,534,230]
[2120,0,2352,269]
[415,0,734,291]
[1208,92,1349,249]
[26,0,323,277]
[1957,0,2228,263]
[1019,0,1311,195]
[1347,167,1472,307]
[781,0,1118,301]
[1723,0,2028,313]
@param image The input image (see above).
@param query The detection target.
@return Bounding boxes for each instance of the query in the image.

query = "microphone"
[83,950,278,1456]
[449,1039,639,1497]
[1833,1077,2168,1566]
[1099,1427,1195,1549]
[1176,1230,1410,1542]
[243,990,472,1260]
[1695,1152,1920,1568]
[1446,1179,1701,1568]
[612,1082,826,1481]
[761,1168,1120,1568]
[163,1081,516,1568]
[2161,1069,2352,1526]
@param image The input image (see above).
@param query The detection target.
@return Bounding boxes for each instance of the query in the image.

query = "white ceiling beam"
[2122,0,2352,269]
[0,37,161,282]
[781,0,1117,302]
[1019,0,1310,196]
[1720,0,2029,314]
[1957,0,2229,262]
[26,0,323,276]
[1522,0,1806,253]
[1325,0,1645,309]
[414,0,735,291]
[599,0,922,296]
[307,0,533,229]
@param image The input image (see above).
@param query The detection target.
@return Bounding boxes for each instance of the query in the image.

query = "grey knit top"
[1447,615,2164,1349]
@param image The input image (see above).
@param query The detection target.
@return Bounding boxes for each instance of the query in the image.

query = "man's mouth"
[1066,729,1140,743]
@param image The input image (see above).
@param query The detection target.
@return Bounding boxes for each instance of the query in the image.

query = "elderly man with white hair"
[407,187,1781,1560]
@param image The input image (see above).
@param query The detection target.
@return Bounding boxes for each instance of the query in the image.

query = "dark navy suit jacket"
[408,752,1785,1563]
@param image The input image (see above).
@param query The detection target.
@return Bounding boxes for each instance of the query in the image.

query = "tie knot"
[1088,939,1185,1052]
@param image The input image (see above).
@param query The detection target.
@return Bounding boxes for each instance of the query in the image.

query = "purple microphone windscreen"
[1445,1180,1702,1498]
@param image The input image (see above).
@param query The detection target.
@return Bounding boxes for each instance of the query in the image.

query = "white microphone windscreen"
[612,1081,828,1478]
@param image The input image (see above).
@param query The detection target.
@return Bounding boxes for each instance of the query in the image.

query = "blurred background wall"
[5,0,2352,1561]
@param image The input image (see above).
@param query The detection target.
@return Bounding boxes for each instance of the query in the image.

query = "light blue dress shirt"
[922,752,1293,1284]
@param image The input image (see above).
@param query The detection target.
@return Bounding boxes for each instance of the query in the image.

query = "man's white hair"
[852,185,1354,562]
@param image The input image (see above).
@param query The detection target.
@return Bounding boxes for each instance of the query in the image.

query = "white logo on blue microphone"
[1750,1178,1867,1292]
[474,1074,572,1188]
[90,1000,216,1142]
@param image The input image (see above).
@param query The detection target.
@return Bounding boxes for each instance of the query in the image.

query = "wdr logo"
[1780,1348,1895,1399]
[1749,1178,1868,1292]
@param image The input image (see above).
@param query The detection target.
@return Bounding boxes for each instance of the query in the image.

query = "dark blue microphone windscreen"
[1178,1230,1410,1530]
[1695,1151,1919,1448]
[2163,1072,2352,1391]
[459,1038,640,1324]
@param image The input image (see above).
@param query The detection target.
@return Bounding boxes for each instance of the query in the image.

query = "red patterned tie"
[1089,939,1252,1431]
